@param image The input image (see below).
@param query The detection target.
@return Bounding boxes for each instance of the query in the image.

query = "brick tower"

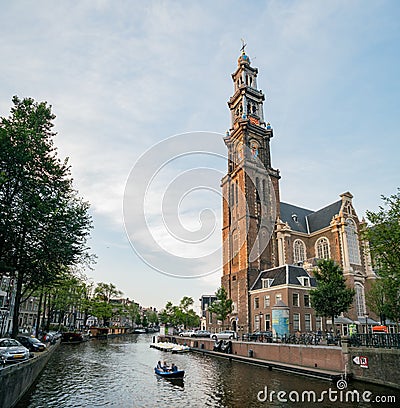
[221,47,280,332]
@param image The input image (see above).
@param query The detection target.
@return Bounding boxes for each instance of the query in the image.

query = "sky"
[1,0,399,313]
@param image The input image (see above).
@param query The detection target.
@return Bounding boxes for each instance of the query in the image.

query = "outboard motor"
[213,339,223,352]
[221,340,232,354]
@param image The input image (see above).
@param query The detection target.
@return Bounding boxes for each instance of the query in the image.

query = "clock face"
[250,141,259,159]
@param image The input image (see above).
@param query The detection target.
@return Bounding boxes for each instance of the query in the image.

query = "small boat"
[61,332,90,344]
[134,328,147,334]
[154,367,185,379]
[171,344,190,354]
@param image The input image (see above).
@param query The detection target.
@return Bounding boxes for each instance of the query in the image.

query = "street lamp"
[259,312,263,331]
[364,313,369,334]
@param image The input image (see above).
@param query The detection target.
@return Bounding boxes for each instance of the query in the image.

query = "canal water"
[16,334,399,407]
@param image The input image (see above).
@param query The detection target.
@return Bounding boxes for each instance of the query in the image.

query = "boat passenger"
[171,363,178,372]
[162,361,169,371]
[156,361,162,370]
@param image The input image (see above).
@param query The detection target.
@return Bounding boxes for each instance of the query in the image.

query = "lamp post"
[259,312,263,332]
[364,313,369,334]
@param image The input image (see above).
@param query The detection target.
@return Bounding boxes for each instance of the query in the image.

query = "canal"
[16,334,399,407]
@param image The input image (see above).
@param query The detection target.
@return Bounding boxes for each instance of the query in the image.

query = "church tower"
[221,47,281,332]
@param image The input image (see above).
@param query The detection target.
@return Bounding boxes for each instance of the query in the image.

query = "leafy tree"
[125,302,140,327]
[94,282,122,303]
[147,310,159,326]
[310,259,355,329]
[0,96,93,337]
[92,282,123,326]
[362,190,400,325]
[89,300,113,326]
[159,297,200,328]
[207,287,233,329]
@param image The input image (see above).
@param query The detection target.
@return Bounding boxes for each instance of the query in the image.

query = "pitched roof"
[250,264,317,291]
[280,199,342,233]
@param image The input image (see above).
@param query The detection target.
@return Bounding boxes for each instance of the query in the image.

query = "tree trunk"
[11,273,23,338]
[35,290,43,338]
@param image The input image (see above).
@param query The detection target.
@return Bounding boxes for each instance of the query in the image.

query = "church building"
[220,48,377,336]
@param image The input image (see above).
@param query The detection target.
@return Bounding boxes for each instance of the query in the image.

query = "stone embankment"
[158,335,400,389]
[0,341,59,408]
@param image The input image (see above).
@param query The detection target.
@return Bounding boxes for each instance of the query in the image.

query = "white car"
[211,330,238,340]
[179,330,197,337]
[0,338,30,364]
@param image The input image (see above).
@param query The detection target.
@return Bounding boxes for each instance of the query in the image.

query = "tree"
[159,297,200,328]
[92,282,123,326]
[310,259,355,330]
[0,96,93,337]
[362,190,400,325]
[125,302,140,327]
[207,287,233,329]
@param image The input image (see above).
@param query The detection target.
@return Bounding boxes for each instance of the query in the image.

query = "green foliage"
[147,310,159,326]
[94,282,122,302]
[207,287,233,326]
[125,302,140,326]
[159,297,200,328]
[310,259,355,328]
[0,96,93,337]
[362,190,400,323]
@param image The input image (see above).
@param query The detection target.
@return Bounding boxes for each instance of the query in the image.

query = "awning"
[334,317,354,324]
[355,317,380,325]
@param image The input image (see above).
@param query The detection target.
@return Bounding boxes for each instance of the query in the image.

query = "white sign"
[353,356,369,369]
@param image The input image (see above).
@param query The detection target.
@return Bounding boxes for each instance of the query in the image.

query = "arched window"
[316,237,330,259]
[355,283,366,317]
[345,218,361,265]
[262,179,267,202]
[235,181,238,205]
[293,240,306,263]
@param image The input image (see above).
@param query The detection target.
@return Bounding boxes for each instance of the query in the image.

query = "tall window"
[316,316,322,331]
[316,237,330,259]
[293,240,306,263]
[275,293,282,304]
[293,313,300,331]
[304,294,311,307]
[254,297,259,309]
[233,231,238,265]
[292,293,299,307]
[345,218,361,264]
[355,283,366,317]
[264,295,270,308]
[305,314,312,331]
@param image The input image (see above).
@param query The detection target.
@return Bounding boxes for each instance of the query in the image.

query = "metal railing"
[348,333,400,349]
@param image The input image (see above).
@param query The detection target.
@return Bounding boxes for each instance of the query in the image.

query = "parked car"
[193,330,211,338]
[179,330,197,337]
[17,335,46,352]
[211,330,238,340]
[0,338,30,364]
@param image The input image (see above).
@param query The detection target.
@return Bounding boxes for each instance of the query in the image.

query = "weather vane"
[240,38,247,53]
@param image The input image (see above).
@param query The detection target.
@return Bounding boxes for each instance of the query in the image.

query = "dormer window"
[299,277,310,287]
[291,213,298,222]
[262,278,274,288]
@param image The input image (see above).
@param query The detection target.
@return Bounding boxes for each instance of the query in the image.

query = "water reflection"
[16,334,399,407]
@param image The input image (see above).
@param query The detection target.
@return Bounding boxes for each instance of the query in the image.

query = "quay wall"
[0,343,58,408]
[345,346,400,389]
[169,336,344,372]
[163,336,400,389]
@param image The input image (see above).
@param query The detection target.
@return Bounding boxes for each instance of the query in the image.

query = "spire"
[238,38,251,66]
